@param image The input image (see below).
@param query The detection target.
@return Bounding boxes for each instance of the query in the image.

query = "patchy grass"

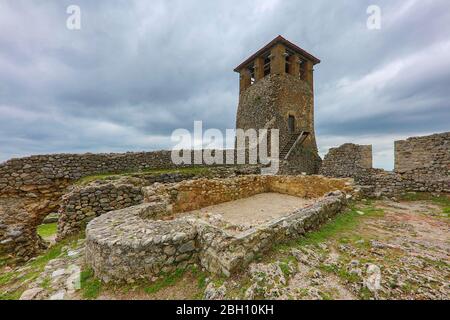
[0,272,16,287]
[37,223,57,238]
[191,266,208,292]
[296,205,384,246]
[95,265,208,300]
[75,166,220,186]
[0,290,23,300]
[400,192,450,206]
[0,256,9,268]
[80,268,102,299]
[0,233,84,300]
[400,192,450,217]
[144,268,187,294]
[41,276,51,290]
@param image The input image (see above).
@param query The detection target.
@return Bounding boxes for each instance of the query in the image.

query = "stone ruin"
[85,175,355,282]
[0,35,448,285]
[0,149,257,262]
[320,132,450,196]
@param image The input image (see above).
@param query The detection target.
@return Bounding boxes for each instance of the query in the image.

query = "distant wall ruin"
[395,133,449,174]
[319,132,450,196]
[319,144,372,177]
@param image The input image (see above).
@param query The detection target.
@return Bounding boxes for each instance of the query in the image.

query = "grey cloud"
[0,0,449,168]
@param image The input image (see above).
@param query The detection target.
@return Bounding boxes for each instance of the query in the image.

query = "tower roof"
[234,35,320,72]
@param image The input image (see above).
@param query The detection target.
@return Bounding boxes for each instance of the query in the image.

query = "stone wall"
[319,132,450,197]
[85,175,354,283]
[57,180,144,241]
[143,175,354,215]
[395,133,449,174]
[56,167,258,241]
[354,169,449,197]
[319,143,372,177]
[85,204,199,283]
[197,191,347,277]
[0,147,260,262]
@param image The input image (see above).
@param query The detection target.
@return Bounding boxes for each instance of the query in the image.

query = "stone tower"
[234,35,322,174]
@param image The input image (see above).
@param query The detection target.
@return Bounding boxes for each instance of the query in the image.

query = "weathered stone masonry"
[0,149,257,261]
[235,36,322,175]
[318,144,372,178]
[395,133,449,175]
[320,132,450,196]
[85,175,355,282]
[56,167,259,241]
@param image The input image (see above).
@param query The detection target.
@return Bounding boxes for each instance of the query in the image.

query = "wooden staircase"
[279,131,309,160]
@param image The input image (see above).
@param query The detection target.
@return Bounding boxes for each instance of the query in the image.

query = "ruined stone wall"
[319,132,450,197]
[0,148,259,262]
[0,151,180,198]
[395,133,449,174]
[57,181,144,240]
[143,175,354,216]
[56,167,258,240]
[319,144,372,177]
[355,169,449,197]
[85,177,353,282]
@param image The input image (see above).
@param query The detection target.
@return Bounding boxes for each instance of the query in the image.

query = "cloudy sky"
[0,0,449,169]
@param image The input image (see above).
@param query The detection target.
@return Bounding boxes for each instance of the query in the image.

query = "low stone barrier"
[57,181,144,240]
[85,175,355,283]
[57,167,261,241]
[143,175,354,215]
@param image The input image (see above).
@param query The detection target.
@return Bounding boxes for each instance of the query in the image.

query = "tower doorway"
[288,115,295,133]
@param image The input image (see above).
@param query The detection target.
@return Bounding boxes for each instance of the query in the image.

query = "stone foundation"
[0,148,259,262]
[57,166,259,241]
[85,175,355,282]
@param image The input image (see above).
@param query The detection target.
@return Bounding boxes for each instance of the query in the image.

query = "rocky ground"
[1,193,448,300]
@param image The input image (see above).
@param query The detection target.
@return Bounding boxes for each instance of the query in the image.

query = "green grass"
[0,234,84,300]
[400,192,450,216]
[80,268,102,299]
[0,272,16,286]
[75,166,219,185]
[296,205,384,246]
[400,192,450,206]
[144,268,187,294]
[41,276,51,290]
[37,223,57,238]
[0,290,23,300]
[29,244,64,270]
[190,265,208,290]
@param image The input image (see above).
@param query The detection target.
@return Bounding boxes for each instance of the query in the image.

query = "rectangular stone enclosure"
[85,175,355,282]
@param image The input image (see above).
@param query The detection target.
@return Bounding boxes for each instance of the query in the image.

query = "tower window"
[285,53,291,73]
[248,65,255,85]
[263,54,271,76]
[285,49,295,74]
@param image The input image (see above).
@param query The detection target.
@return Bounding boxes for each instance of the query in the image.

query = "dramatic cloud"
[0,0,449,169]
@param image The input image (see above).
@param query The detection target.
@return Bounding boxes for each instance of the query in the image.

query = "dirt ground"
[1,194,449,300]
[226,197,449,300]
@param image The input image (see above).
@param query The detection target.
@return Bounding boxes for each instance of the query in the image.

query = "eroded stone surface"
[85,175,353,283]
